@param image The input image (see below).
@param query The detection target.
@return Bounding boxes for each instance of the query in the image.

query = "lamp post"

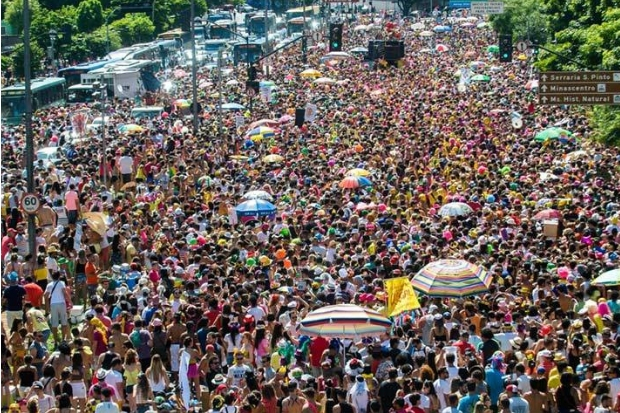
[48,29,57,72]
[24,0,37,261]
[191,10,199,134]
[92,78,108,188]
[105,7,121,56]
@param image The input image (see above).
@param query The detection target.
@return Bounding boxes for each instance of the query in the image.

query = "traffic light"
[329,23,343,52]
[499,34,513,63]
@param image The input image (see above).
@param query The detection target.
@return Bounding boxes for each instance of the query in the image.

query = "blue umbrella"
[235,199,276,217]
[433,25,452,33]
[222,103,245,110]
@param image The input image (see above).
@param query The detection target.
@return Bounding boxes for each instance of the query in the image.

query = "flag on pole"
[385,277,421,316]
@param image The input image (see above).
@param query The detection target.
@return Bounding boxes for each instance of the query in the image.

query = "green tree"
[1,55,13,73]
[77,0,104,32]
[396,0,422,16]
[110,13,155,45]
[11,43,45,78]
[490,0,549,44]
[4,0,42,35]
[30,6,78,55]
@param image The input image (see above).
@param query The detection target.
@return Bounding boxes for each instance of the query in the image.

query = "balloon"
[246,258,256,267]
[500,166,511,175]
[478,166,487,175]
[377,203,387,213]
[354,144,364,153]
[280,228,290,237]
[188,238,197,245]
[284,259,292,269]
[487,195,496,203]
[443,230,453,241]
[197,236,206,245]
[301,147,309,156]
[328,159,336,167]
[328,227,336,235]
[275,249,286,260]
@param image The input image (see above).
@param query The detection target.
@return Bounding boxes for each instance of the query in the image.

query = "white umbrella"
[323,51,353,60]
[353,24,367,32]
[314,77,337,85]
[419,30,434,37]
[242,190,274,201]
[226,79,239,86]
[411,22,425,30]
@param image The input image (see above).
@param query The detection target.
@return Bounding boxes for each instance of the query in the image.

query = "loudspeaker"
[384,40,404,61]
[295,108,305,127]
[367,40,385,60]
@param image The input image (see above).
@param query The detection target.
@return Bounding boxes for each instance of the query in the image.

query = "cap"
[506,384,518,393]
[32,381,43,389]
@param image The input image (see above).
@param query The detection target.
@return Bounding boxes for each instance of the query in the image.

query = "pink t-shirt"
[65,190,79,210]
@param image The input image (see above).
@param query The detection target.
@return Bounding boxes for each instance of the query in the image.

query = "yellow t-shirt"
[34,267,48,282]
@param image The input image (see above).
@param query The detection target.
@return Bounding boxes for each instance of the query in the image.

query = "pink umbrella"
[249,119,279,129]
[435,44,449,53]
[279,115,293,123]
[173,69,188,79]
[533,209,562,220]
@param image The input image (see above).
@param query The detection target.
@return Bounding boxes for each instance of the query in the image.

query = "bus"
[57,59,120,86]
[157,28,191,48]
[248,13,277,36]
[232,40,266,65]
[67,84,96,104]
[286,5,320,20]
[209,20,237,39]
[287,17,308,36]
[1,77,66,125]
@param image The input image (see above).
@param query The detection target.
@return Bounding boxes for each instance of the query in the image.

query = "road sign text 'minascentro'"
[538,71,620,106]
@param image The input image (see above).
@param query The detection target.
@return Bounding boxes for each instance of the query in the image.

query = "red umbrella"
[534,209,562,220]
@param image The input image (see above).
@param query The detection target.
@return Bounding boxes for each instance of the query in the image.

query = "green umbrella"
[534,127,573,142]
[487,45,499,53]
[592,269,620,286]
[471,74,491,82]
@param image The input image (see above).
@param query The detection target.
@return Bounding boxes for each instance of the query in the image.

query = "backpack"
[130,329,142,348]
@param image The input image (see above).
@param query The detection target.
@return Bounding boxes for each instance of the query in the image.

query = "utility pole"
[23,0,37,260]
[217,49,223,139]
[191,0,199,133]
[100,76,107,189]
[264,0,270,77]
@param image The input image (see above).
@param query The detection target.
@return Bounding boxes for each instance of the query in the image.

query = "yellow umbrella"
[517,53,528,61]
[300,69,322,79]
[346,168,371,177]
[230,155,249,160]
[263,154,284,163]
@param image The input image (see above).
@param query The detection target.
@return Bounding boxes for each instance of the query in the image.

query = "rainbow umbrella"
[299,304,392,338]
[438,202,474,217]
[411,259,492,298]
[592,269,620,287]
[339,176,372,189]
[533,209,562,220]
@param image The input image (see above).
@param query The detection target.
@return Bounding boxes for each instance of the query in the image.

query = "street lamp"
[48,29,58,72]
[105,7,121,56]
[92,78,108,188]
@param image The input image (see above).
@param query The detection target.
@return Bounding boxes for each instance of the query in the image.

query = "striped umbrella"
[299,304,392,338]
[591,269,620,286]
[235,199,276,217]
[411,259,492,298]
[339,176,372,189]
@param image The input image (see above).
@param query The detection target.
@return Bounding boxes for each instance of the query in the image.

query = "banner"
[385,277,421,316]
[179,349,191,409]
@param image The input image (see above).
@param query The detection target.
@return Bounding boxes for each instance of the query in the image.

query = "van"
[131,106,164,120]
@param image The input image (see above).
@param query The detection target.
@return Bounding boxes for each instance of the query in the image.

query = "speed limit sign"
[21,193,41,214]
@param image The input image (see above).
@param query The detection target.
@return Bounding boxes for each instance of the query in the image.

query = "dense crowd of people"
[2,6,620,413]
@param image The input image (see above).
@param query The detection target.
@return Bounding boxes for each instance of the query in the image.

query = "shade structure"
[438,202,474,217]
[299,304,392,338]
[592,269,620,286]
[411,259,492,298]
[339,176,372,189]
[533,209,562,220]
[235,199,276,217]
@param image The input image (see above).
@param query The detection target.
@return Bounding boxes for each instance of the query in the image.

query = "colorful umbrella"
[435,44,450,53]
[119,124,144,134]
[438,202,474,217]
[173,69,188,78]
[300,69,322,78]
[534,127,573,142]
[533,209,562,220]
[242,190,274,201]
[249,119,279,129]
[411,259,492,298]
[471,74,491,82]
[591,269,620,287]
[263,154,284,163]
[235,199,276,217]
[299,304,392,338]
[339,176,372,189]
[247,126,276,139]
[173,98,191,108]
[346,168,371,177]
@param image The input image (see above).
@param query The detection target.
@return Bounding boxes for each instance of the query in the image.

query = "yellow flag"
[385,277,421,317]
